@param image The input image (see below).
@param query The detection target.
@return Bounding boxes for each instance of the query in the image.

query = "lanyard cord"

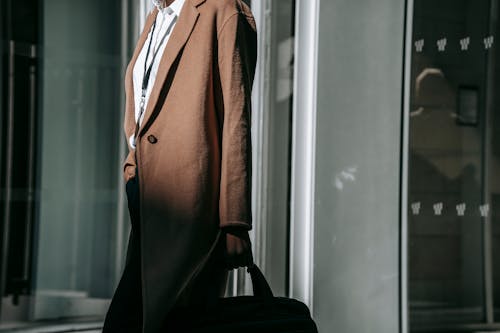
[143,20,158,96]
[133,10,178,146]
[134,19,157,141]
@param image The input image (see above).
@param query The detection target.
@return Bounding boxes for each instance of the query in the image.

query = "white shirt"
[129,0,186,149]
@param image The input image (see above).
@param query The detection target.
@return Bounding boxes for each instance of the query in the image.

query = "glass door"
[0,0,135,328]
[32,0,125,320]
[407,0,500,331]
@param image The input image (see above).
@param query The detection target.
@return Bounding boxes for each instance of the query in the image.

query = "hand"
[222,227,254,269]
[125,173,136,184]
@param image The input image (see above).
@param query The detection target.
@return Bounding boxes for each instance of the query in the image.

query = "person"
[102,0,257,332]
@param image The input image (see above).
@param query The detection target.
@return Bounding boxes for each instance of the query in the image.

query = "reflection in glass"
[408,0,500,330]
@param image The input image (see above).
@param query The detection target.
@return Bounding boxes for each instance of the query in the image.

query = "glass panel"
[408,0,497,330]
[31,0,126,320]
[261,0,295,296]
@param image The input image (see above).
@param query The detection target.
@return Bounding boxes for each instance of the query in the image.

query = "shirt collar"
[152,0,185,16]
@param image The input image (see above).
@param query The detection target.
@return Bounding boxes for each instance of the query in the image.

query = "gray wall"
[312,0,405,332]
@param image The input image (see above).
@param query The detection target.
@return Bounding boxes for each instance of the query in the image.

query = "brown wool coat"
[121,0,256,332]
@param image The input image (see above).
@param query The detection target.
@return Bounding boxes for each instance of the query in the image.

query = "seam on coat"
[166,229,224,319]
[217,11,239,38]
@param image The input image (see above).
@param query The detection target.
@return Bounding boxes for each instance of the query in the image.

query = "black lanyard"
[141,19,158,111]
[134,10,178,141]
[135,19,158,139]
[135,16,166,136]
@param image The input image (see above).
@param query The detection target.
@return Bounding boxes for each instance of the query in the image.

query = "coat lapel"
[136,0,201,137]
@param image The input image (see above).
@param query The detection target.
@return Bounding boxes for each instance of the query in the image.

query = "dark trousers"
[102,171,143,333]
[102,168,229,332]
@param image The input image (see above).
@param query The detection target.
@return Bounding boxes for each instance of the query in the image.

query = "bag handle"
[246,264,274,298]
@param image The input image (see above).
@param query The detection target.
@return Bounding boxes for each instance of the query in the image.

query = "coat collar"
[126,0,204,138]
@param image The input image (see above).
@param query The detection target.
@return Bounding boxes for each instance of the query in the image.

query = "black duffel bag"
[164,264,319,333]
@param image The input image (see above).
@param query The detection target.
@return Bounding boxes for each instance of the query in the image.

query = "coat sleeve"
[216,8,257,231]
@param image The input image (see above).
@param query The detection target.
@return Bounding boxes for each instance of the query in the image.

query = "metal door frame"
[288,0,320,311]
[400,0,413,332]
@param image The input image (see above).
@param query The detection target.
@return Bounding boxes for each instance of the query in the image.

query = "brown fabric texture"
[119,0,257,332]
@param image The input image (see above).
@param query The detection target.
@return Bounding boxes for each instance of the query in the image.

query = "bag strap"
[246,264,274,298]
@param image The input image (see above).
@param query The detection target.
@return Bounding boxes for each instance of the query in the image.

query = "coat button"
[147,135,158,144]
